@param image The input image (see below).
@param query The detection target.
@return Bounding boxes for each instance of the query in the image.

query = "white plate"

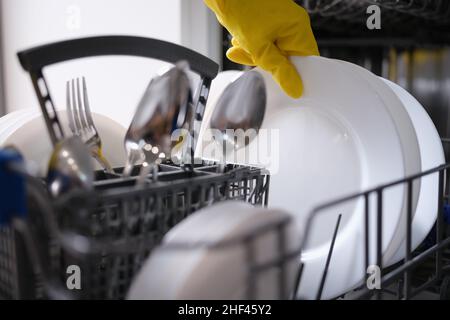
[381,78,445,264]
[245,56,407,299]
[0,108,37,125]
[337,60,422,264]
[0,109,41,143]
[1,111,127,174]
[127,201,300,300]
[0,109,39,135]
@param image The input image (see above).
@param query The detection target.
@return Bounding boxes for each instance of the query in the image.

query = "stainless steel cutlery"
[124,61,193,183]
[210,70,267,172]
[47,135,94,197]
[66,77,114,174]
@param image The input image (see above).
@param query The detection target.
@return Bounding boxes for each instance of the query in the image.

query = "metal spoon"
[47,136,94,197]
[209,70,267,172]
[123,61,193,184]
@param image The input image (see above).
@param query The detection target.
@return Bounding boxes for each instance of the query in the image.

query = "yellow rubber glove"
[204,0,319,98]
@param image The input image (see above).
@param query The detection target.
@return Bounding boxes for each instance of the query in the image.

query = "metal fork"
[66,77,114,174]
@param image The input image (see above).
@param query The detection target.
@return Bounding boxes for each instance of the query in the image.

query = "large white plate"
[0,109,40,137]
[1,111,127,174]
[337,60,422,264]
[381,78,445,264]
[0,108,38,124]
[127,201,299,300]
[0,109,40,143]
[244,56,408,299]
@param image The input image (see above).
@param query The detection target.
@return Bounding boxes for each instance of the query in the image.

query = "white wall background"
[0,0,220,126]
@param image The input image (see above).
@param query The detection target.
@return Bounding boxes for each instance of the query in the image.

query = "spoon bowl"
[123,61,193,179]
[47,136,94,198]
[209,70,267,169]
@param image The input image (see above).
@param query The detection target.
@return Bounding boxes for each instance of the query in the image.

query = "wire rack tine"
[316,214,342,300]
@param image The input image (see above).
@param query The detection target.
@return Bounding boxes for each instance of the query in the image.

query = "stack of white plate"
[197,56,445,299]
[0,109,127,174]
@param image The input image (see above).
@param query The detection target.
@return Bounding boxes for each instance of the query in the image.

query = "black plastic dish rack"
[0,36,271,300]
[0,161,270,299]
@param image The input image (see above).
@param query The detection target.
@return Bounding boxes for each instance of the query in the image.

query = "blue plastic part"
[0,148,26,226]
[444,203,450,225]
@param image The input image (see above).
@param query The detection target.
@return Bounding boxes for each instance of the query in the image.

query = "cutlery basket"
[1,35,279,300]
[0,161,270,299]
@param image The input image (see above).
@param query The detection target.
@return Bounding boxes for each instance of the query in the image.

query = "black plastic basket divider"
[0,162,270,300]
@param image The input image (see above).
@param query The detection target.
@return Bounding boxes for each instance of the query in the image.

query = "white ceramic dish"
[245,56,408,299]
[127,201,300,300]
[337,60,422,264]
[0,110,41,143]
[0,109,29,127]
[0,110,127,174]
[0,108,37,124]
[381,78,445,264]
[0,109,39,136]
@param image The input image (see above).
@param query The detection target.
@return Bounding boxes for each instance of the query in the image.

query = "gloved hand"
[204,0,319,98]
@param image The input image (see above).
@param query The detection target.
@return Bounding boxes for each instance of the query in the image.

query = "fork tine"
[66,81,77,135]
[77,76,114,174]
[82,77,97,132]
[71,79,83,133]
[76,78,88,130]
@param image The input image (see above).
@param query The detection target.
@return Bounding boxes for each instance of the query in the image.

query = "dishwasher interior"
[302,0,450,299]
[1,0,450,301]
[220,0,450,299]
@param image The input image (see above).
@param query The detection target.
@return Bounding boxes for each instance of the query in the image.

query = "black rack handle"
[17,36,219,152]
[18,35,218,80]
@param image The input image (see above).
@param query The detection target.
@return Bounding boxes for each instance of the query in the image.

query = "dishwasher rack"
[299,158,450,300]
[0,156,270,299]
[1,148,450,300]
[295,0,450,44]
[151,156,450,300]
